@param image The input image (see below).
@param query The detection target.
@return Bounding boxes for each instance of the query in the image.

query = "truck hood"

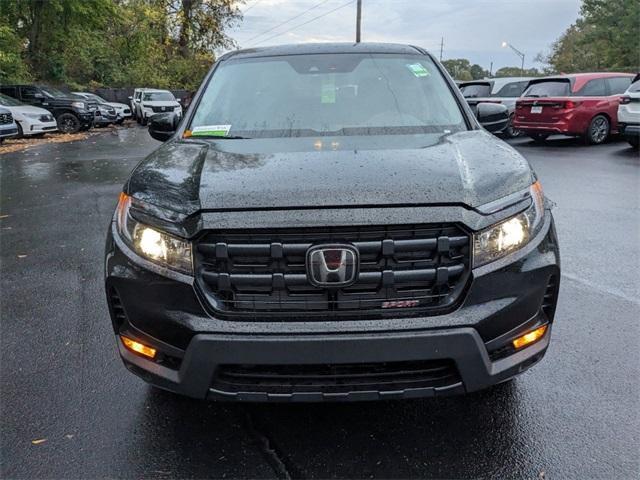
[127,130,534,217]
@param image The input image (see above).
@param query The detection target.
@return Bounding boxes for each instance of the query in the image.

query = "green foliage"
[0,0,242,89]
[0,24,32,83]
[494,67,542,77]
[442,59,489,81]
[539,0,639,73]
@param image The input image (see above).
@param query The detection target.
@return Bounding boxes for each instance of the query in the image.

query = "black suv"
[105,43,560,401]
[0,85,96,133]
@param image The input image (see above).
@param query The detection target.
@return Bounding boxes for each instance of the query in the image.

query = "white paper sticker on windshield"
[191,125,232,137]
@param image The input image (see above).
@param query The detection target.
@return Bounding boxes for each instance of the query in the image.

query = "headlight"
[115,193,193,274]
[473,181,545,267]
[71,101,86,109]
[24,112,44,119]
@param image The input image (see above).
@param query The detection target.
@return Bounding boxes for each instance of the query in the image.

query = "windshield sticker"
[321,76,336,104]
[406,63,430,78]
[191,125,232,137]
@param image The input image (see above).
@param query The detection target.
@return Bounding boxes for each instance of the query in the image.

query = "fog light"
[512,325,548,350]
[121,335,156,359]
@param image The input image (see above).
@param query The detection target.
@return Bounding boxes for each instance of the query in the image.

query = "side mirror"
[134,98,141,103]
[148,112,178,142]
[475,103,509,133]
[33,93,45,102]
[128,96,133,100]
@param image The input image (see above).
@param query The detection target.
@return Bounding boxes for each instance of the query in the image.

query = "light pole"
[356,0,362,43]
[501,41,525,76]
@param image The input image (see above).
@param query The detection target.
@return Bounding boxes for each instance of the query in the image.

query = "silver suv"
[459,77,533,137]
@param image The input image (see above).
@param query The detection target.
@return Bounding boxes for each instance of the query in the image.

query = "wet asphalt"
[1,126,638,479]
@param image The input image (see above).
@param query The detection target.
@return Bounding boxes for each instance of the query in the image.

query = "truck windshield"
[190,53,466,138]
[40,86,68,98]
[523,80,571,97]
[143,92,175,101]
[0,93,23,106]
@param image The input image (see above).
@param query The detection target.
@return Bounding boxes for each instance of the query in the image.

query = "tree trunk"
[178,0,193,57]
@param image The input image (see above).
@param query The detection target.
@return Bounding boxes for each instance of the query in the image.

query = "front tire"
[585,114,609,145]
[56,113,81,134]
[16,122,24,138]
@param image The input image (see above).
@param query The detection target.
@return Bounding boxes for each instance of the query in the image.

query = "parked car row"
[458,72,640,148]
[0,106,20,143]
[0,84,135,136]
[129,88,182,125]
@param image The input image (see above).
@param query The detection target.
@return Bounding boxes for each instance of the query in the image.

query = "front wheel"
[585,114,609,145]
[16,122,24,138]
[56,113,81,134]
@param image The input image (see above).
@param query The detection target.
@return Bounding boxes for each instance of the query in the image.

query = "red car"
[514,72,634,144]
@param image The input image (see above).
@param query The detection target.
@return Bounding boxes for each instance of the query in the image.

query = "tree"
[0,0,243,89]
[538,0,639,73]
[469,64,489,80]
[494,66,542,77]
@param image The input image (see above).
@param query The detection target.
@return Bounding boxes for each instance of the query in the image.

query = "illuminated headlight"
[473,181,545,267]
[71,101,86,109]
[115,193,192,274]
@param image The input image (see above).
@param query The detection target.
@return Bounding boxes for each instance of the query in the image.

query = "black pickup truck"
[0,85,96,133]
[106,43,560,402]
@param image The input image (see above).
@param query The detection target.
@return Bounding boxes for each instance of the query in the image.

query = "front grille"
[0,112,13,125]
[151,106,172,113]
[213,360,460,394]
[195,224,471,320]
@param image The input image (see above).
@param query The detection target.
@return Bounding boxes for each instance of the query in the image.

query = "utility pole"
[356,0,362,43]
[489,61,493,77]
[439,37,443,61]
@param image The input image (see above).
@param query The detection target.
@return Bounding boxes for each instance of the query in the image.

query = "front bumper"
[0,126,18,138]
[75,111,95,126]
[105,213,560,401]
[19,118,57,135]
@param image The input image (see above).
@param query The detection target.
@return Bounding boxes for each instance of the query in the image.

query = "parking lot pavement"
[1,128,638,479]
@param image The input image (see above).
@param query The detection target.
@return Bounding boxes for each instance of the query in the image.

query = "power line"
[243,0,332,45]
[251,0,356,46]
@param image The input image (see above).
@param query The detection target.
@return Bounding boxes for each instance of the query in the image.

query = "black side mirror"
[148,112,178,142]
[475,102,509,133]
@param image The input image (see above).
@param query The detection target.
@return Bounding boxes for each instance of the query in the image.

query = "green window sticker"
[191,124,232,137]
[406,63,430,78]
[321,76,336,104]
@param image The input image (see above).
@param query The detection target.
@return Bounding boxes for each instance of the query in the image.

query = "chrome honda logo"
[306,244,359,287]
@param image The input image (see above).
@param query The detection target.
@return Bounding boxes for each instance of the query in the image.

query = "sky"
[225,0,582,72]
